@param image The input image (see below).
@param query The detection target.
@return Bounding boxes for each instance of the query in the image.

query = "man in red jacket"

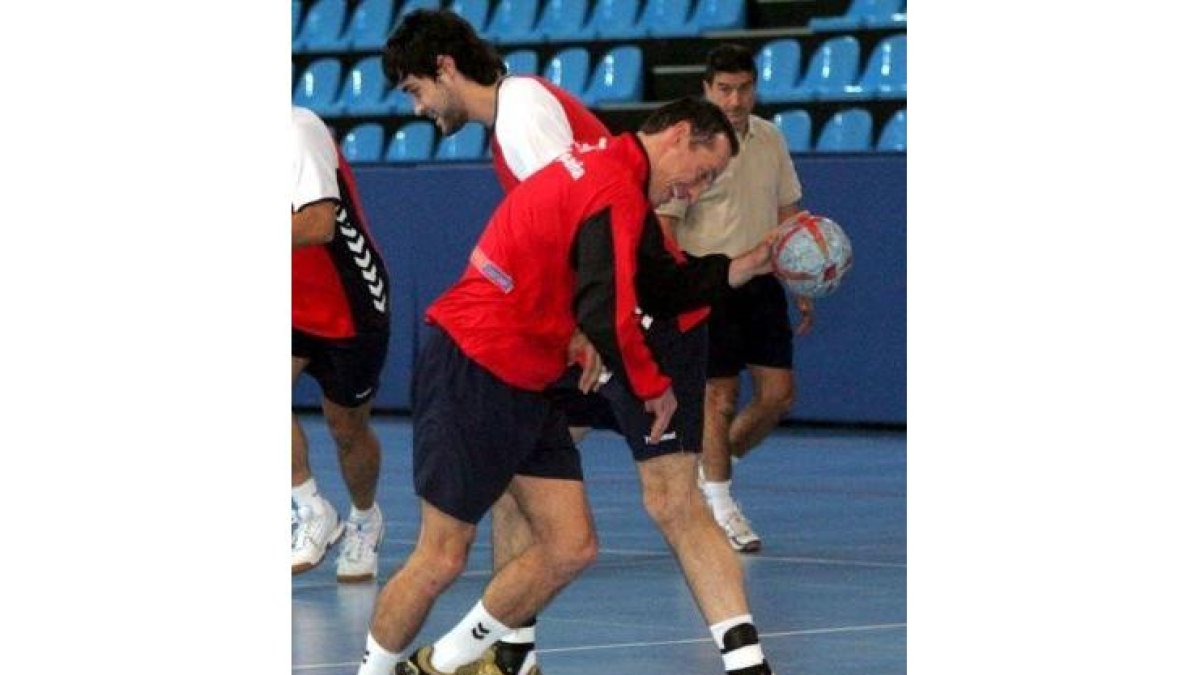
[356,99,747,675]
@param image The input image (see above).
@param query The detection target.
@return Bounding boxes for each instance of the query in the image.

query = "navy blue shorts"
[552,321,707,461]
[412,328,582,524]
[707,275,794,378]
[292,328,389,408]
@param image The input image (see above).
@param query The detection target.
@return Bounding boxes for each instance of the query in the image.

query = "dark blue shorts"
[292,328,389,408]
[552,321,707,461]
[707,275,794,378]
[412,328,582,524]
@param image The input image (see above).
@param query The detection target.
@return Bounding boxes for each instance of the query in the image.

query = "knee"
[760,382,795,416]
[706,387,738,422]
[411,543,469,591]
[545,529,598,581]
[327,415,370,454]
[641,484,689,533]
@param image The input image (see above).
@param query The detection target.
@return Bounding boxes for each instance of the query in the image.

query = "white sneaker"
[718,503,762,553]
[336,505,384,583]
[292,496,343,575]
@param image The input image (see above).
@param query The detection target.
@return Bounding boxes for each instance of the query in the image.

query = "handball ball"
[771,212,853,298]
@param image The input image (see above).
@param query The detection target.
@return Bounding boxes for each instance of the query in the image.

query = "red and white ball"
[771,212,853,298]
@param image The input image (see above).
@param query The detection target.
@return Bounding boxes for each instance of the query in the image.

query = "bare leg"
[292,357,313,487]
[481,475,598,625]
[322,398,381,510]
[638,452,749,621]
[368,501,476,651]
[701,377,740,481]
[729,366,794,460]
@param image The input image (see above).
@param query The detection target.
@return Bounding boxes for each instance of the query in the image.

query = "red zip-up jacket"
[426,134,671,400]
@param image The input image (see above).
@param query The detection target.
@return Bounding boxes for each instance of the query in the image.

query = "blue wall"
[295,154,906,425]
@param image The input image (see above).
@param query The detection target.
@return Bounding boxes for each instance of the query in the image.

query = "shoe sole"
[335,571,377,583]
[292,522,345,576]
[732,539,762,553]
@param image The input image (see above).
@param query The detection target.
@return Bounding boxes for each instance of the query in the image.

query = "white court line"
[291,623,906,671]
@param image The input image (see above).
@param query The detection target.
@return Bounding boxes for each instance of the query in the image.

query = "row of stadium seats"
[757,35,905,103]
[294,0,748,52]
[294,44,643,116]
[809,0,907,32]
[774,108,905,154]
[294,34,906,117]
[335,107,905,164]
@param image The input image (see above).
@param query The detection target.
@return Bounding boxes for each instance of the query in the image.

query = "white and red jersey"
[292,106,390,339]
[489,76,611,193]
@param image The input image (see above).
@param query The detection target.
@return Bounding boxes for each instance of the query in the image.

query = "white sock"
[357,632,402,675]
[430,600,512,672]
[710,615,766,672]
[349,503,379,523]
[702,479,736,522]
[292,477,320,508]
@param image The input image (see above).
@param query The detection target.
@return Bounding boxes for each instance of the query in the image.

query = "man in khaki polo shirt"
[657,43,807,553]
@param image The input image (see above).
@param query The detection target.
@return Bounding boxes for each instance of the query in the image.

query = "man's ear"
[436,54,457,81]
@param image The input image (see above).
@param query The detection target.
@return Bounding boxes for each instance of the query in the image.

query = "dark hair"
[703,43,757,83]
[382,9,506,87]
[639,98,740,156]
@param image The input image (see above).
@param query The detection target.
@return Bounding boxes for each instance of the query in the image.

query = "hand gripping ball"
[770,212,853,298]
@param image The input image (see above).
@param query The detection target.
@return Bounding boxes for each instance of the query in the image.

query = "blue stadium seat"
[293,58,344,117]
[293,0,303,39]
[341,123,385,163]
[684,0,747,32]
[876,109,905,151]
[755,39,803,103]
[448,0,489,33]
[773,109,813,153]
[484,0,541,44]
[542,47,591,97]
[794,36,861,101]
[815,108,874,153]
[503,49,539,76]
[855,34,905,99]
[535,0,590,42]
[293,0,349,52]
[435,122,487,160]
[340,0,395,51]
[386,121,435,162]
[809,0,903,31]
[584,0,645,40]
[582,45,643,106]
[338,56,392,116]
[641,0,697,37]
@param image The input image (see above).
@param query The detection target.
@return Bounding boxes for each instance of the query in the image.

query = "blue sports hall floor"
[292,415,906,674]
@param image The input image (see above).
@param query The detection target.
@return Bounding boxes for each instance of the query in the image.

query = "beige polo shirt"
[657,114,803,257]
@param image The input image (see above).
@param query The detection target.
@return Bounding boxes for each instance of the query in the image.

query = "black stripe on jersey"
[572,207,629,389]
[635,211,732,318]
[324,170,391,335]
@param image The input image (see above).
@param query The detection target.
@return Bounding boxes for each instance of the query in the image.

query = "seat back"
[773,109,813,153]
[755,39,802,103]
[816,108,874,152]
[342,0,395,50]
[797,36,861,99]
[688,0,747,32]
[876,109,906,151]
[542,47,591,96]
[585,0,644,39]
[583,45,643,105]
[293,58,344,117]
[341,123,385,163]
[339,56,391,115]
[536,0,590,42]
[641,0,696,37]
[503,49,539,76]
[293,0,348,51]
[435,122,487,160]
[484,0,540,43]
[386,121,436,162]
[859,34,906,97]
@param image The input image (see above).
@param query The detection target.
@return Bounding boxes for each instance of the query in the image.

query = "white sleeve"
[493,78,576,181]
[292,107,341,211]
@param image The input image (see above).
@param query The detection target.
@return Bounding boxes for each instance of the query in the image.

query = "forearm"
[291,201,337,249]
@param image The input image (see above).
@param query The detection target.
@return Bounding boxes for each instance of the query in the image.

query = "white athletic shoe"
[719,503,762,553]
[292,496,343,575]
[336,505,384,583]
